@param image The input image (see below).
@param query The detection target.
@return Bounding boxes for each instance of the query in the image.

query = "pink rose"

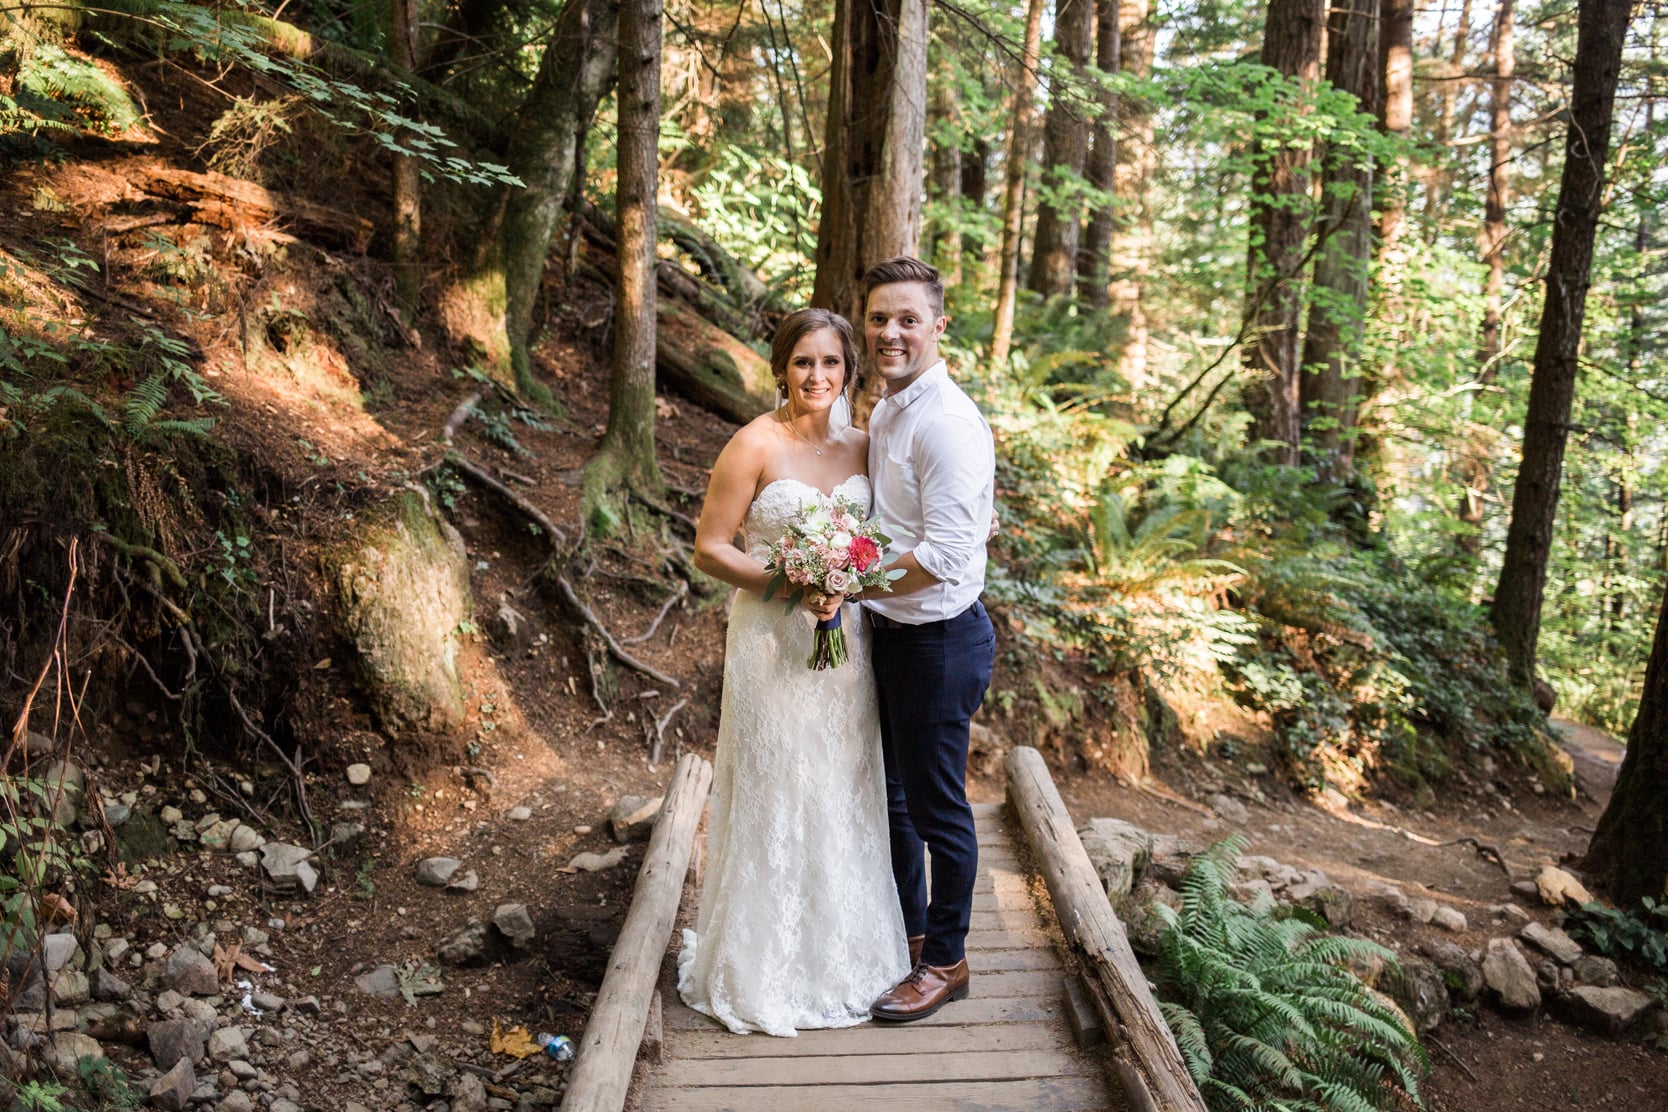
[824,568,851,593]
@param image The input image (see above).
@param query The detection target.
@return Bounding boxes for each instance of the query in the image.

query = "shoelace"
[903,964,931,986]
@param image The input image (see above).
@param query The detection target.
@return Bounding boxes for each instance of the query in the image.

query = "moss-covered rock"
[327,490,470,731]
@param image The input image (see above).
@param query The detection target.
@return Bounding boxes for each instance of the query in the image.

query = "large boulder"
[328,490,471,730]
[1482,938,1540,1014]
[1559,986,1655,1036]
[1079,819,1153,897]
[1385,957,1449,1035]
[1534,865,1592,908]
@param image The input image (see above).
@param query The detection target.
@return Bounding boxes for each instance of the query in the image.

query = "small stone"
[166,946,220,996]
[331,821,366,853]
[1209,793,1250,825]
[1482,938,1540,1013]
[574,824,593,835]
[508,806,532,822]
[102,801,131,826]
[1386,957,1448,1035]
[147,1017,207,1069]
[451,1070,490,1112]
[48,1031,104,1073]
[1423,941,1484,1003]
[461,1019,486,1037]
[42,932,80,972]
[1306,886,1354,928]
[219,1092,255,1112]
[149,1057,195,1111]
[229,825,263,853]
[447,869,480,892]
[208,1026,249,1062]
[1571,954,1619,988]
[234,851,258,868]
[493,904,536,949]
[416,857,463,887]
[354,964,403,1001]
[260,842,319,894]
[1560,985,1656,1036]
[251,990,286,1011]
[1494,903,1532,927]
[1520,921,1584,965]
[1404,898,1438,924]
[437,920,489,966]
[50,969,89,1006]
[1534,865,1592,908]
[160,805,183,825]
[155,989,187,1013]
[567,847,630,873]
[1432,906,1468,933]
[346,763,372,786]
[609,795,664,843]
[92,967,131,1002]
[291,995,322,1015]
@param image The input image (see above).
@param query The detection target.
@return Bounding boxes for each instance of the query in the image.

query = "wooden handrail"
[561,752,713,1112]
[1005,746,1209,1112]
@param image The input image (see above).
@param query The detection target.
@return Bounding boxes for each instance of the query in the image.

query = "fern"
[1156,838,1428,1112]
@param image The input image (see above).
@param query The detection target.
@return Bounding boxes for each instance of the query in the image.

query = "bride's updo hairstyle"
[769,308,859,400]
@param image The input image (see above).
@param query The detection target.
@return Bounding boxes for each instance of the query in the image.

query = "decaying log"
[1005,746,1210,1112]
[655,300,775,424]
[124,164,375,252]
[560,752,712,1112]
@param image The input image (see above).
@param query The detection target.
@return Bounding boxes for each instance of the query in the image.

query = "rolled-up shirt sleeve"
[908,412,995,586]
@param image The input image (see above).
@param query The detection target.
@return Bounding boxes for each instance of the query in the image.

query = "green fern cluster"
[1156,839,1428,1112]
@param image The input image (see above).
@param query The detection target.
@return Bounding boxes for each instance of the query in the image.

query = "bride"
[677,308,909,1036]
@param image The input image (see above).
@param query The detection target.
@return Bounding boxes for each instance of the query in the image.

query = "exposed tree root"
[557,575,681,689]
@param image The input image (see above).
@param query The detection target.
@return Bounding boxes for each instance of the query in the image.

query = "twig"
[556,576,682,689]
[441,391,482,443]
[7,538,78,761]
[623,583,687,645]
[444,452,570,548]
[1426,1037,1479,1083]
[648,697,689,767]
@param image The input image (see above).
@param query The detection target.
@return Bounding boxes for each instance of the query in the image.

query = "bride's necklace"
[780,410,832,456]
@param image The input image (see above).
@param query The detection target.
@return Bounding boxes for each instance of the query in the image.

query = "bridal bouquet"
[762,494,904,669]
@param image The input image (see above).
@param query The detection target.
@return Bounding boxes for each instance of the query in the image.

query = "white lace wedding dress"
[677,475,910,1036]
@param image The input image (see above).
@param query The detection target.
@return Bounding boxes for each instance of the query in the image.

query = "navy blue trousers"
[871,601,996,967]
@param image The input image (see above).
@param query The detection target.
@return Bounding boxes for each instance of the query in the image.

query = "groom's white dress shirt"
[865,360,996,626]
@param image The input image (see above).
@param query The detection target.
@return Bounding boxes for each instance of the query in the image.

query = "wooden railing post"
[1005,745,1209,1112]
[561,752,713,1112]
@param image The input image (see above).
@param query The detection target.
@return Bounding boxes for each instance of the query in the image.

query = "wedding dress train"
[677,475,909,1037]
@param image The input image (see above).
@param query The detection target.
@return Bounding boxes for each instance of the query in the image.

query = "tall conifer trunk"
[1108,0,1153,387]
[1491,0,1634,687]
[1375,0,1413,253]
[1243,0,1325,462]
[1027,0,1095,299]
[990,0,1048,369]
[1077,0,1120,308]
[1298,0,1379,481]
[927,69,964,287]
[389,0,423,325]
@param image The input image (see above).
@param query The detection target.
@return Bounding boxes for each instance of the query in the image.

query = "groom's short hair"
[862,257,944,320]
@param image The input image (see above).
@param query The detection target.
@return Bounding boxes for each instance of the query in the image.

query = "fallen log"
[655,300,774,424]
[560,752,712,1112]
[1005,746,1209,1112]
[125,164,374,252]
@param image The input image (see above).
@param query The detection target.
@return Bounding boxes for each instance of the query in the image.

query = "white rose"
[830,530,853,550]
[824,568,851,593]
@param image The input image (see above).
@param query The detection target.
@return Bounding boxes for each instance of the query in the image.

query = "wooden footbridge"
[558,749,1209,1112]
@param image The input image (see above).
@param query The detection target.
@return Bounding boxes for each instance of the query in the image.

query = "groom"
[859,257,997,1022]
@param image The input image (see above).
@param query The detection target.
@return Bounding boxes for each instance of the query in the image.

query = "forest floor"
[6,54,1666,1112]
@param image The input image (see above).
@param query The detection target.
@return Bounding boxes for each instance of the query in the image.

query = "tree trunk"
[1108,0,1153,388]
[1243,0,1324,462]
[926,69,964,288]
[498,0,620,402]
[1077,0,1120,308]
[419,0,503,80]
[584,0,665,525]
[1428,0,1473,223]
[990,0,1048,369]
[812,0,930,327]
[1374,0,1413,252]
[1298,0,1380,482]
[1027,0,1095,299]
[1490,0,1634,688]
[389,0,422,325]
[961,137,991,270]
[1582,581,1668,906]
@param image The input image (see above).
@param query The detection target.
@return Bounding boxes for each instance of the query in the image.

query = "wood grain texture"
[1005,745,1207,1112]
[643,1075,1113,1112]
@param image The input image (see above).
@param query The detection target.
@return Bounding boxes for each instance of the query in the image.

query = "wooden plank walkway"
[638,802,1122,1112]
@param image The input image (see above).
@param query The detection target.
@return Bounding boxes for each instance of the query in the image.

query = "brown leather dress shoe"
[869,959,970,1022]
[907,934,925,966]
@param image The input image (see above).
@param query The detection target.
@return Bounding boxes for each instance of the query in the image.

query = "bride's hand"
[805,590,843,622]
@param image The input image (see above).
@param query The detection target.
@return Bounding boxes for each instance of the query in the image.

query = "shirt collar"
[884,360,948,410]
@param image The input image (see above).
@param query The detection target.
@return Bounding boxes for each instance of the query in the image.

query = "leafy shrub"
[1565,898,1668,971]
[1156,838,1427,1112]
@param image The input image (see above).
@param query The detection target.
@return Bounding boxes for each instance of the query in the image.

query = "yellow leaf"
[489,1019,540,1059]
[314,658,332,670]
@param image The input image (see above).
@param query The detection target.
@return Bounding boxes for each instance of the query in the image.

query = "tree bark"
[499,0,620,401]
[812,0,930,327]
[1490,0,1634,688]
[1582,583,1668,906]
[990,0,1048,369]
[1243,0,1324,462]
[1374,0,1413,252]
[389,0,423,325]
[1077,0,1119,308]
[1027,0,1095,299]
[1457,0,1517,550]
[1428,0,1473,222]
[1298,0,1380,482]
[961,137,991,269]
[584,0,666,523]
[926,68,964,288]
[1108,0,1153,388]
